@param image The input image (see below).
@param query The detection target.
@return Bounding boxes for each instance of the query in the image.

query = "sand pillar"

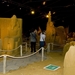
[63,46,75,75]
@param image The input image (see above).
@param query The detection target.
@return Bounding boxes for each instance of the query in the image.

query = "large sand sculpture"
[45,11,56,43]
[63,45,75,75]
[55,26,66,44]
[45,11,66,45]
[0,15,22,55]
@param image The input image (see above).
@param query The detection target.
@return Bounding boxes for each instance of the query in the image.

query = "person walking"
[30,28,37,53]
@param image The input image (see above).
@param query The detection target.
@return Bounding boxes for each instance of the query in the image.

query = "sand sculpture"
[63,45,75,75]
[63,41,75,56]
[45,11,56,43]
[45,12,66,44]
[0,15,22,55]
[36,27,41,43]
[63,42,70,56]
[55,26,66,44]
[64,26,69,36]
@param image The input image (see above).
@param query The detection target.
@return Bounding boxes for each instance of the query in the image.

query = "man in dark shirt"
[30,28,37,53]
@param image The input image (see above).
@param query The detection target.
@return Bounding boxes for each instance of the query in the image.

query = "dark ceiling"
[0,0,75,32]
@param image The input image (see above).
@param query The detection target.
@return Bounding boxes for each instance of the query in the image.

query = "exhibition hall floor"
[0,50,64,75]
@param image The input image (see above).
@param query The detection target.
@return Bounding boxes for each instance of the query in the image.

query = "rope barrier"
[46,42,65,52]
[0,47,44,74]
[0,41,65,74]
[6,48,42,59]
[50,43,65,46]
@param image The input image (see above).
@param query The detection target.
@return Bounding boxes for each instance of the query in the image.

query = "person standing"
[30,28,37,53]
[39,30,46,53]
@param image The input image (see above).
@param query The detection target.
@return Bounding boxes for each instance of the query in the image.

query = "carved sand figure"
[0,15,22,55]
[45,11,56,43]
[63,45,75,75]
[63,41,75,56]
[55,26,66,44]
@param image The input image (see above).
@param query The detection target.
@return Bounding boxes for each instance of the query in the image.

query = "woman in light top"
[39,30,46,53]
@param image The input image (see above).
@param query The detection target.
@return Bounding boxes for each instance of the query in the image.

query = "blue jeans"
[39,41,45,53]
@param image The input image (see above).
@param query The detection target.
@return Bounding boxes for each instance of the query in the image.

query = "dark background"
[0,0,75,33]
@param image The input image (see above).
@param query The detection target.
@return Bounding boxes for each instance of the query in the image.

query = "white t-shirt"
[40,33,46,41]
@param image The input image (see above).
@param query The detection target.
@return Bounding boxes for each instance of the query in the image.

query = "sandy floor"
[0,52,64,75]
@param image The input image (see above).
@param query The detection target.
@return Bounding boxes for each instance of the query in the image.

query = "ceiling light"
[46,14,49,18]
[31,10,35,14]
[7,4,9,7]
[19,8,21,10]
[53,12,56,14]
[43,1,46,5]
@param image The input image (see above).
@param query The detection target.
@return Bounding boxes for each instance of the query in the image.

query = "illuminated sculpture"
[45,11,56,43]
[0,15,22,55]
